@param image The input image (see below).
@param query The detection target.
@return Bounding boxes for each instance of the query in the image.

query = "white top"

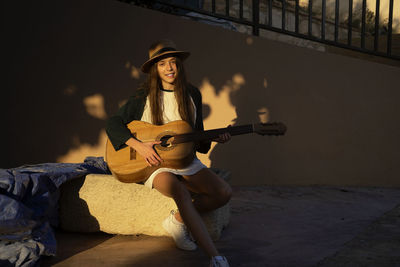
[140,89,196,124]
[141,89,206,189]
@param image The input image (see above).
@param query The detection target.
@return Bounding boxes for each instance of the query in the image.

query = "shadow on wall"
[57,61,143,163]
[57,65,274,184]
[196,73,271,168]
[57,67,274,185]
[57,93,107,163]
[3,0,152,168]
[192,37,280,185]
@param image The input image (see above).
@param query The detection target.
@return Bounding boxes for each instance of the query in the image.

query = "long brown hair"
[144,57,194,126]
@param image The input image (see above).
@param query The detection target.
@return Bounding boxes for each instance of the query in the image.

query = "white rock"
[59,169,230,241]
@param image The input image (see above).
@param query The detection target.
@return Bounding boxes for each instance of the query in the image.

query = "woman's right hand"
[126,138,163,166]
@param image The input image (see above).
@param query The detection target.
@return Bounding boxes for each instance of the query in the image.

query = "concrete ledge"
[58,169,230,240]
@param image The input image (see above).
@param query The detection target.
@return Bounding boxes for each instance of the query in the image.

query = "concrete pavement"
[41,186,400,267]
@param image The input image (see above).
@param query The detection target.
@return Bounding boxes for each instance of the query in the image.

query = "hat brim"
[141,51,190,73]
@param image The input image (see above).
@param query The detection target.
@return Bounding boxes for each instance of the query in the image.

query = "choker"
[160,87,174,92]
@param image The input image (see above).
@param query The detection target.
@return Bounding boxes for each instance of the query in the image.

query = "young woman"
[106,40,232,267]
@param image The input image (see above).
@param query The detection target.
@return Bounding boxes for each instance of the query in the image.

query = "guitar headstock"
[253,122,287,136]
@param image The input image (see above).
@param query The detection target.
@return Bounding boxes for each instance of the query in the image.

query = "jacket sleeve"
[105,93,145,151]
[191,85,211,154]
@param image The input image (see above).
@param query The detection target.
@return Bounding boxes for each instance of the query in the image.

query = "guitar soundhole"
[160,135,173,148]
[156,131,176,151]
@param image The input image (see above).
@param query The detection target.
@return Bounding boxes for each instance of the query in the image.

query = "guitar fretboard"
[172,124,254,144]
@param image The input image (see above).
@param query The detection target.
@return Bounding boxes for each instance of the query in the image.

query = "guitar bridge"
[130,132,137,160]
[130,147,136,160]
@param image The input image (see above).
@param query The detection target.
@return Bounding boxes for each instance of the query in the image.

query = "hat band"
[150,47,177,59]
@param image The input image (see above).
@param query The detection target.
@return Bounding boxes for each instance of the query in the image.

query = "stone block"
[58,169,230,241]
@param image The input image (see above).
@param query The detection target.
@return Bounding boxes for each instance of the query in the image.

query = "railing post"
[322,0,326,40]
[348,0,353,46]
[268,0,273,27]
[361,0,367,49]
[334,0,339,42]
[239,0,244,19]
[308,0,313,36]
[295,0,299,33]
[282,0,286,30]
[374,0,380,52]
[253,0,260,36]
[387,0,394,56]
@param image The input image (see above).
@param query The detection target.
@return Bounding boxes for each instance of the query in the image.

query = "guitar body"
[106,119,286,183]
[106,120,195,183]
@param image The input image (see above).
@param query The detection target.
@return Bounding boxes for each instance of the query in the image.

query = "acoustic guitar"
[106,120,286,183]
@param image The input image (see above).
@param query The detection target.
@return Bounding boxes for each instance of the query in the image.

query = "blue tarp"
[0,157,110,267]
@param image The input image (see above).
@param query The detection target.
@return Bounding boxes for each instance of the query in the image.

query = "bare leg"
[153,172,219,257]
[181,168,232,214]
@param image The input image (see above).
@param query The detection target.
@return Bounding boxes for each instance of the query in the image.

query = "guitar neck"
[173,124,254,144]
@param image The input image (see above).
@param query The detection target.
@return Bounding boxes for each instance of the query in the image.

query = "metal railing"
[123,0,399,61]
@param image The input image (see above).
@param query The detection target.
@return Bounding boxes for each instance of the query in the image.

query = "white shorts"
[143,157,207,189]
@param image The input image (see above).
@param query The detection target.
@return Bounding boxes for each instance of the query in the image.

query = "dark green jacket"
[106,84,211,154]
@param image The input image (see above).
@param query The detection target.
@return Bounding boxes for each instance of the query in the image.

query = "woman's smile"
[157,57,178,89]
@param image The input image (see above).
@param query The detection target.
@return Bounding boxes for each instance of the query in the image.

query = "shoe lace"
[179,224,193,242]
[211,257,228,267]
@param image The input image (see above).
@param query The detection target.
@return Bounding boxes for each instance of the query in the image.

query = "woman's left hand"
[213,125,232,143]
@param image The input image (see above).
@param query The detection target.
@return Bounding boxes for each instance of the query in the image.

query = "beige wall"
[4,0,400,187]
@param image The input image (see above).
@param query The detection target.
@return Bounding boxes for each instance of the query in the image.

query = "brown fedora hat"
[141,40,190,73]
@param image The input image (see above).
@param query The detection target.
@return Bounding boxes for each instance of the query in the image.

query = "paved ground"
[41,186,400,267]
[318,203,400,267]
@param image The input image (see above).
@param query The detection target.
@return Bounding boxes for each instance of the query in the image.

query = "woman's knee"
[172,181,192,203]
[214,182,232,207]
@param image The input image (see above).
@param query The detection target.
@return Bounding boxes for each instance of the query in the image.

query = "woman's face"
[157,57,178,89]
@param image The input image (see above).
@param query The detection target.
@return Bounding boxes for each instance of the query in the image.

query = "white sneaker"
[162,210,197,251]
[210,256,230,267]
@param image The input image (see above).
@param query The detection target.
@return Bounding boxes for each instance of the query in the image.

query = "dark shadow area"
[40,176,113,265]
[318,204,400,266]
[40,230,113,266]
[3,0,148,168]
[115,235,210,267]
[58,176,101,232]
